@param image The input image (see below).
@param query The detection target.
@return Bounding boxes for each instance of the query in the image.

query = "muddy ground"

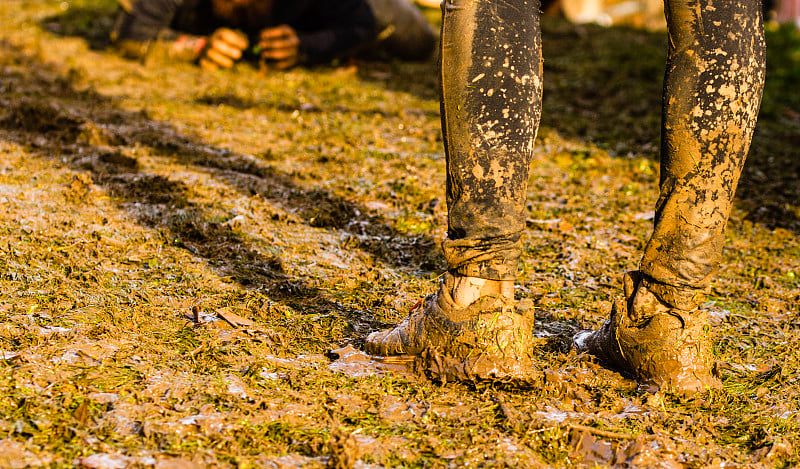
[0,0,798,467]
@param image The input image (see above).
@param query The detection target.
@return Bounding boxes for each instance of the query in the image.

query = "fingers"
[211,37,243,60]
[215,28,248,50]
[201,28,248,69]
[199,57,219,71]
[259,25,300,69]
[258,30,299,57]
[261,45,299,69]
[260,44,297,61]
[259,37,299,55]
[259,24,296,41]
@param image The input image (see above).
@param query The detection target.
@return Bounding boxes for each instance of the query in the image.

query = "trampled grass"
[0,0,798,467]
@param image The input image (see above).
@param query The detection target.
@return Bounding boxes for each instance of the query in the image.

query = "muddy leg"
[439,0,542,283]
[440,0,543,313]
[366,0,542,381]
[576,0,766,394]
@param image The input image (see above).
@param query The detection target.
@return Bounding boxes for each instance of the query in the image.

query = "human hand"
[169,35,208,62]
[199,28,249,70]
[257,25,300,70]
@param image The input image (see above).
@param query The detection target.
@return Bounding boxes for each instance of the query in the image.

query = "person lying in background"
[110,0,436,70]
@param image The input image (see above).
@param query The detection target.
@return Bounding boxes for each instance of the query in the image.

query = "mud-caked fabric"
[440,0,543,281]
[639,0,766,309]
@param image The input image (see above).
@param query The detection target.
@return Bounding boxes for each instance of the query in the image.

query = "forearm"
[296,26,373,64]
[110,0,184,59]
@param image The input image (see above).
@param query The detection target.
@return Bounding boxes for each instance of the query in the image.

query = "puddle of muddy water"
[328,344,415,378]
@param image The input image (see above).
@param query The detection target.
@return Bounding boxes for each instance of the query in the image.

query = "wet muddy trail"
[0,0,798,467]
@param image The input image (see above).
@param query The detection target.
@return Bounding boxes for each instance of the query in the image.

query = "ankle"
[624,272,674,324]
[450,275,514,308]
[625,271,706,315]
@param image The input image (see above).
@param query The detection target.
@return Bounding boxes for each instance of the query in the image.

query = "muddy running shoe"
[365,273,537,383]
[573,271,721,394]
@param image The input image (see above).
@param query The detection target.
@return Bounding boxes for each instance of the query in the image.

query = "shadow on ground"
[0,40,445,339]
